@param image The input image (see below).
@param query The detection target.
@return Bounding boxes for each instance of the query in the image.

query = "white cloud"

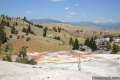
[65,7,69,10]
[66,12,78,18]
[49,0,65,2]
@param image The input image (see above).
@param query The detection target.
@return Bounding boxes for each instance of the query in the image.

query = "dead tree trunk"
[78,53,81,71]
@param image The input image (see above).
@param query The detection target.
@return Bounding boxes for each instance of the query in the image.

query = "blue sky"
[0,0,120,22]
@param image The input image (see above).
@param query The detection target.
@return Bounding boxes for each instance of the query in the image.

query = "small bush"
[35,24,43,28]
[111,44,119,54]
[28,59,37,65]
[54,36,60,40]
[26,37,31,41]
[22,27,27,33]
[21,35,24,38]
[43,27,48,37]
[22,26,35,35]
[17,35,20,39]
[16,56,29,64]
[11,27,18,34]
[58,27,61,33]
[3,54,12,62]
[16,46,37,65]
[0,28,7,43]
[9,35,13,38]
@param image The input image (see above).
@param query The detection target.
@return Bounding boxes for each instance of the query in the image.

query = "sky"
[0,0,120,22]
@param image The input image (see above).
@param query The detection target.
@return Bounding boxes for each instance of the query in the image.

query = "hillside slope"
[0,16,75,54]
[0,15,120,56]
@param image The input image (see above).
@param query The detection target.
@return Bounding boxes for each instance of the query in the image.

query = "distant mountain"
[66,22,97,27]
[31,19,62,24]
[67,21,120,29]
[96,22,120,29]
[31,18,120,29]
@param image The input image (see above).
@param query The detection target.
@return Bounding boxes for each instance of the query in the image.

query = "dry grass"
[1,17,120,55]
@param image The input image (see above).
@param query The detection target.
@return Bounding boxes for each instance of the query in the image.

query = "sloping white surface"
[0,61,92,80]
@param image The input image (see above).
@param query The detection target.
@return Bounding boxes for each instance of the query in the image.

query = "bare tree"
[78,53,81,71]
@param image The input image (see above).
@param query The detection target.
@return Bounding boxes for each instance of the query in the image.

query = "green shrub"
[11,27,18,34]
[0,28,7,43]
[35,24,43,28]
[26,37,31,41]
[22,27,27,33]
[3,54,12,62]
[21,35,24,38]
[111,44,119,54]
[43,27,48,37]
[16,56,29,64]
[84,37,97,51]
[54,36,60,40]
[16,46,37,65]
[69,37,74,46]
[9,35,12,38]
[72,38,79,50]
[28,59,37,65]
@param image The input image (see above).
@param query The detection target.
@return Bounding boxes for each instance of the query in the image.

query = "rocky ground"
[0,61,91,80]
[0,51,120,80]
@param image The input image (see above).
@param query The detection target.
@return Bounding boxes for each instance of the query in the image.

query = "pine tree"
[72,38,79,50]
[16,46,28,64]
[106,42,111,51]
[58,27,61,33]
[27,24,31,33]
[85,37,97,51]
[110,36,113,42]
[26,24,34,35]
[11,27,18,34]
[18,46,27,59]
[43,27,48,37]
[0,41,2,54]
[6,21,10,27]
[111,44,119,54]
[69,37,74,46]
[26,24,31,35]
[84,38,90,46]
[0,19,7,26]
[22,27,27,33]
[16,46,37,65]
[5,44,9,52]
[3,54,12,62]
[89,37,97,51]
[0,28,7,43]
[23,16,27,21]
